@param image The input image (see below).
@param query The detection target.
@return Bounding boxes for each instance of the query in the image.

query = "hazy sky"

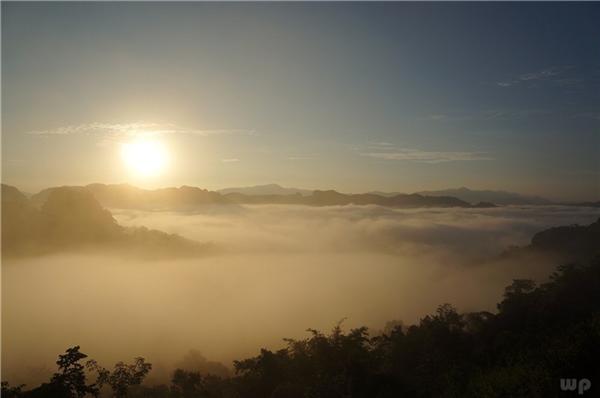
[2,2,599,200]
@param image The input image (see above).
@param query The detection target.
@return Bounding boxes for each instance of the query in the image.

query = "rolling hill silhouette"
[27,183,496,210]
[2,184,212,258]
[223,189,492,208]
[417,187,552,205]
[529,217,600,260]
[218,183,313,196]
[371,187,552,205]
[499,217,600,263]
[32,183,232,210]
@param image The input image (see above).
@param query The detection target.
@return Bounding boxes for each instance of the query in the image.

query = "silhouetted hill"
[174,349,232,378]
[2,184,41,253]
[499,217,600,264]
[32,184,233,210]
[2,183,29,203]
[2,185,211,258]
[225,190,488,208]
[30,184,492,210]
[416,187,552,205]
[529,217,600,260]
[219,183,313,196]
[40,186,122,247]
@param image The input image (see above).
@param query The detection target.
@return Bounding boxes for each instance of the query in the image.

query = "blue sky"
[2,2,599,200]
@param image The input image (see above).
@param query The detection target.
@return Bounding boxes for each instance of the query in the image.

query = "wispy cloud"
[25,122,255,141]
[360,143,492,164]
[368,141,395,147]
[287,156,315,161]
[426,109,550,122]
[496,66,574,87]
[362,149,492,163]
[221,158,240,163]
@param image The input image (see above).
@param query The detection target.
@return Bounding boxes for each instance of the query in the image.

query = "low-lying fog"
[3,204,600,386]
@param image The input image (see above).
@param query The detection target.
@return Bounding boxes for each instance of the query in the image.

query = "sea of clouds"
[3,204,599,386]
[113,203,599,260]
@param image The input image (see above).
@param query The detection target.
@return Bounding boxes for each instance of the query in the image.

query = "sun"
[121,139,168,177]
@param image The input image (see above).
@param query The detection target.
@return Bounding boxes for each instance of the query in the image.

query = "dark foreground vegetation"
[3,258,600,398]
[1,184,211,258]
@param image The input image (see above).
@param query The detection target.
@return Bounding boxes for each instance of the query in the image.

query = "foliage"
[87,357,152,398]
[3,257,600,397]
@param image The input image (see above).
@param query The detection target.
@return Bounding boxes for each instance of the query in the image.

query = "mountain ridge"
[2,184,212,258]
[218,183,313,196]
[368,187,552,205]
[28,183,494,210]
[415,187,552,205]
[220,185,555,206]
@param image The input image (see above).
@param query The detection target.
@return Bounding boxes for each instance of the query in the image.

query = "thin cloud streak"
[496,66,574,87]
[287,156,314,161]
[25,122,255,138]
[362,149,493,163]
[426,109,550,122]
[360,142,493,164]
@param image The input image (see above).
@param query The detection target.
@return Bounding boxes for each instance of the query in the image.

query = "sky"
[2,2,599,200]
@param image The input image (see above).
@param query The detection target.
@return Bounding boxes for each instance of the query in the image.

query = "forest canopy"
[3,257,599,398]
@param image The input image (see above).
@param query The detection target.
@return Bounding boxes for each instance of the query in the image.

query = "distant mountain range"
[28,183,495,210]
[530,217,600,259]
[218,183,313,196]
[17,183,600,210]
[2,184,212,258]
[501,216,600,263]
[222,185,556,206]
[31,183,231,210]
[417,187,553,205]
[223,190,496,208]
[4,183,599,262]
[370,187,552,206]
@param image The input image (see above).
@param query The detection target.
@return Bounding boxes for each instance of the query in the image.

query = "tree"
[87,357,152,398]
[51,346,99,397]
[1,381,25,398]
[22,346,99,398]
[170,369,205,398]
[5,258,600,398]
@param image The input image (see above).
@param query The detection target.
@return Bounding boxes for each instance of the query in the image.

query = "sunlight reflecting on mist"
[3,204,599,385]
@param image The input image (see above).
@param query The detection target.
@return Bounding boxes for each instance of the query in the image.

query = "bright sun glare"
[121,140,168,177]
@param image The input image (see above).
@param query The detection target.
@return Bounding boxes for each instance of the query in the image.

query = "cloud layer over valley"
[3,203,599,386]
